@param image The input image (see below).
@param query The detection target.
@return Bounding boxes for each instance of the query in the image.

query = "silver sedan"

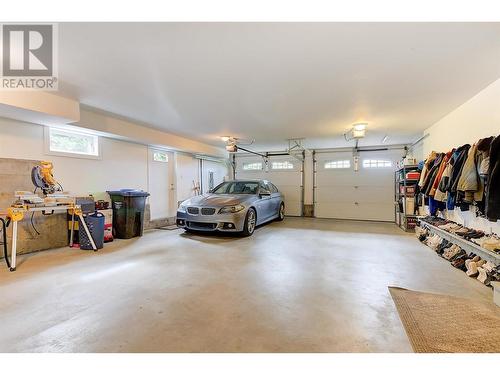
[176,180,285,236]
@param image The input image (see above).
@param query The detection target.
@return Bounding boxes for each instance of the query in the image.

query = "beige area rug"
[389,287,500,353]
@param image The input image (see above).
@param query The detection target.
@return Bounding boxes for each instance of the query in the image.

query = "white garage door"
[235,155,303,216]
[315,150,401,221]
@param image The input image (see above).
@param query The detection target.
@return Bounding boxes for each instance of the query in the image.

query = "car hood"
[182,194,254,207]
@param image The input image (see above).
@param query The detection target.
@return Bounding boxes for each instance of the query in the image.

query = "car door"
[268,182,281,215]
[266,181,281,214]
[255,181,274,223]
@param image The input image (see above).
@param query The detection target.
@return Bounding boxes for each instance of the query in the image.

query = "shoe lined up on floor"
[471,236,500,253]
[443,244,461,260]
[416,219,500,287]
[420,215,500,255]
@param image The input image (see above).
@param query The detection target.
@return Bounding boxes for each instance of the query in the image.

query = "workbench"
[2,203,97,272]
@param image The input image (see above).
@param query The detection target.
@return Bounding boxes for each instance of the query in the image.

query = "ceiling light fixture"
[344,123,368,142]
[352,123,367,139]
[226,144,238,153]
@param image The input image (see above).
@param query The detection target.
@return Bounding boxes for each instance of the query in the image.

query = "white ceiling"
[58,23,500,150]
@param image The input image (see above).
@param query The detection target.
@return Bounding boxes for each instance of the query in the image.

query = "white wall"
[421,77,500,234]
[0,117,148,200]
[423,78,500,156]
[201,160,228,193]
[0,117,229,218]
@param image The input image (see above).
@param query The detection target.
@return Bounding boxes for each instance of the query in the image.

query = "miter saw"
[31,161,63,195]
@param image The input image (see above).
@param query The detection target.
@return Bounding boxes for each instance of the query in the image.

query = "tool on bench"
[2,161,98,272]
[31,161,63,195]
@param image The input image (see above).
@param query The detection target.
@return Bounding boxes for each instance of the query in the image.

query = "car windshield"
[212,181,259,195]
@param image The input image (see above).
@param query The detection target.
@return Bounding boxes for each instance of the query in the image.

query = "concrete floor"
[0,218,493,352]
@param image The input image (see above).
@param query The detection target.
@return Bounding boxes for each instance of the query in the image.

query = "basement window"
[153,151,169,162]
[46,127,100,159]
[363,159,392,168]
[271,161,294,170]
[324,160,351,169]
[242,162,262,171]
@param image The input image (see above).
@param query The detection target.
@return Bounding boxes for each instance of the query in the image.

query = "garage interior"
[1,22,500,353]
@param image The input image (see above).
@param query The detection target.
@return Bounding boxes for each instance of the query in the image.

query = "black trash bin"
[107,189,150,239]
[78,211,105,250]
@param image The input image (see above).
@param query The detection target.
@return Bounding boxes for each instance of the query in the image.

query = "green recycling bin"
[107,189,150,239]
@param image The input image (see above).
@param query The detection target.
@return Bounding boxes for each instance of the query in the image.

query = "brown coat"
[457,143,479,203]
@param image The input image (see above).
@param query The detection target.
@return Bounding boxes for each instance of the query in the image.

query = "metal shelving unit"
[394,164,419,232]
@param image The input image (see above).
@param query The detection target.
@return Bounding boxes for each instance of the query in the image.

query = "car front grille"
[187,221,217,230]
[201,207,216,215]
[187,207,199,215]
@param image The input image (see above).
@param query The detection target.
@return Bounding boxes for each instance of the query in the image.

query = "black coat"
[486,135,500,221]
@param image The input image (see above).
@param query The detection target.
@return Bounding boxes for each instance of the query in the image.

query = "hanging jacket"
[486,135,500,221]
[422,153,444,196]
[475,136,494,204]
[430,150,453,197]
[447,144,471,210]
[434,150,455,202]
[418,151,437,188]
[449,144,471,193]
[457,143,479,203]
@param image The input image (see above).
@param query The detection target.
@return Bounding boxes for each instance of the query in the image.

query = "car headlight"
[177,202,187,213]
[219,205,245,214]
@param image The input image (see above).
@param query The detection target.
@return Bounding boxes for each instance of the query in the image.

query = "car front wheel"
[241,208,256,236]
[276,203,285,221]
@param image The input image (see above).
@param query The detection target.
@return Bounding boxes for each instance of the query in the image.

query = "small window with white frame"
[363,159,392,168]
[153,151,169,162]
[46,127,100,159]
[271,161,294,170]
[324,160,351,169]
[242,162,262,171]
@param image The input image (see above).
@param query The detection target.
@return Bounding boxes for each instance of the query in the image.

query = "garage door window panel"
[242,162,263,171]
[363,159,392,168]
[271,161,295,170]
[324,160,351,169]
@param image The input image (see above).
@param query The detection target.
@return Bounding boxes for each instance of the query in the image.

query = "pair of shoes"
[450,249,466,262]
[489,265,500,282]
[463,230,485,240]
[478,237,500,252]
[448,225,466,234]
[425,234,442,250]
[415,226,429,242]
[438,243,452,256]
[451,252,468,269]
[438,223,462,232]
[443,244,461,260]
[477,267,491,285]
[475,261,497,285]
[422,216,449,226]
[455,227,474,237]
[466,259,486,277]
